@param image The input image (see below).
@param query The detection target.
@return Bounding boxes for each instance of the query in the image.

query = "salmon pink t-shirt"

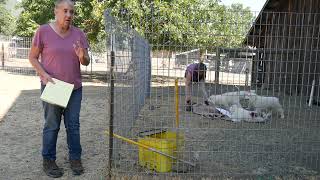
[32,24,89,89]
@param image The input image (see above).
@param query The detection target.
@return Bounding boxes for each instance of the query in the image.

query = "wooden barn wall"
[252,0,320,97]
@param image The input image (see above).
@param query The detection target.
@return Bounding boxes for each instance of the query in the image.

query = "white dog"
[207,90,256,108]
[247,95,285,119]
[229,104,270,123]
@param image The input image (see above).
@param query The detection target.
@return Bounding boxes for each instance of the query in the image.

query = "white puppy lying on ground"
[229,104,271,122]
[207,90,256,108]
[247,95,285,119]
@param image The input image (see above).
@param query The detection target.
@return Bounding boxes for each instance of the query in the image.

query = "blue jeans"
[41,85,82,160]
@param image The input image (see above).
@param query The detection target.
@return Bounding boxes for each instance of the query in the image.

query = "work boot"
[43,159,63,178]
[70,159,84,175]
[185,100,193,112]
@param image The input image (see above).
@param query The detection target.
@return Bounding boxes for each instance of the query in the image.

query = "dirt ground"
[0,71,108,179]
[1,71,319,179]
[110,77,320,179]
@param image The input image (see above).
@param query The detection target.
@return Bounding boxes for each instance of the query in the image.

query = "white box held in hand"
[40,78,74,108]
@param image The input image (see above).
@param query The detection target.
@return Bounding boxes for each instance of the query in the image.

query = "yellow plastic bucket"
[138,131,184,172]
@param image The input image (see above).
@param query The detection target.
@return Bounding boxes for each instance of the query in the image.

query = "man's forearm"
[29,58,47,77]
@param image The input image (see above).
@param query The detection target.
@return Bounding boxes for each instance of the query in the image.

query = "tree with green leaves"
[104,0,254,49]
[0,0,16,35]
[15,0,100,39]
[15,0,254,50]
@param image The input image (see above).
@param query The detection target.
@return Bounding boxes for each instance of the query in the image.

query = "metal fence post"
[105,9,115,179]
[107,18,116,176]
[1,43,4,68]
[245,68,249,90]
[215,47,220,84]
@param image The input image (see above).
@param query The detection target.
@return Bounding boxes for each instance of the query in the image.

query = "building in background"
[245,0,320,97]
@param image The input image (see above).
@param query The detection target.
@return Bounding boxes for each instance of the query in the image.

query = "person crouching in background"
[184,50,209,111]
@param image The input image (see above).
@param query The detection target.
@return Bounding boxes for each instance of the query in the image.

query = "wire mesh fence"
[0,35,34,74]
[0,35,110,76]
[104,9,151,170]
[104,8,320,179]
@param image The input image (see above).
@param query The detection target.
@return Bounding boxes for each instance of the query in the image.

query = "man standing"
[28,0,90,177]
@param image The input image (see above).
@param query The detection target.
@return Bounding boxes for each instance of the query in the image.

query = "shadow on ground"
[0,86,108,179]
